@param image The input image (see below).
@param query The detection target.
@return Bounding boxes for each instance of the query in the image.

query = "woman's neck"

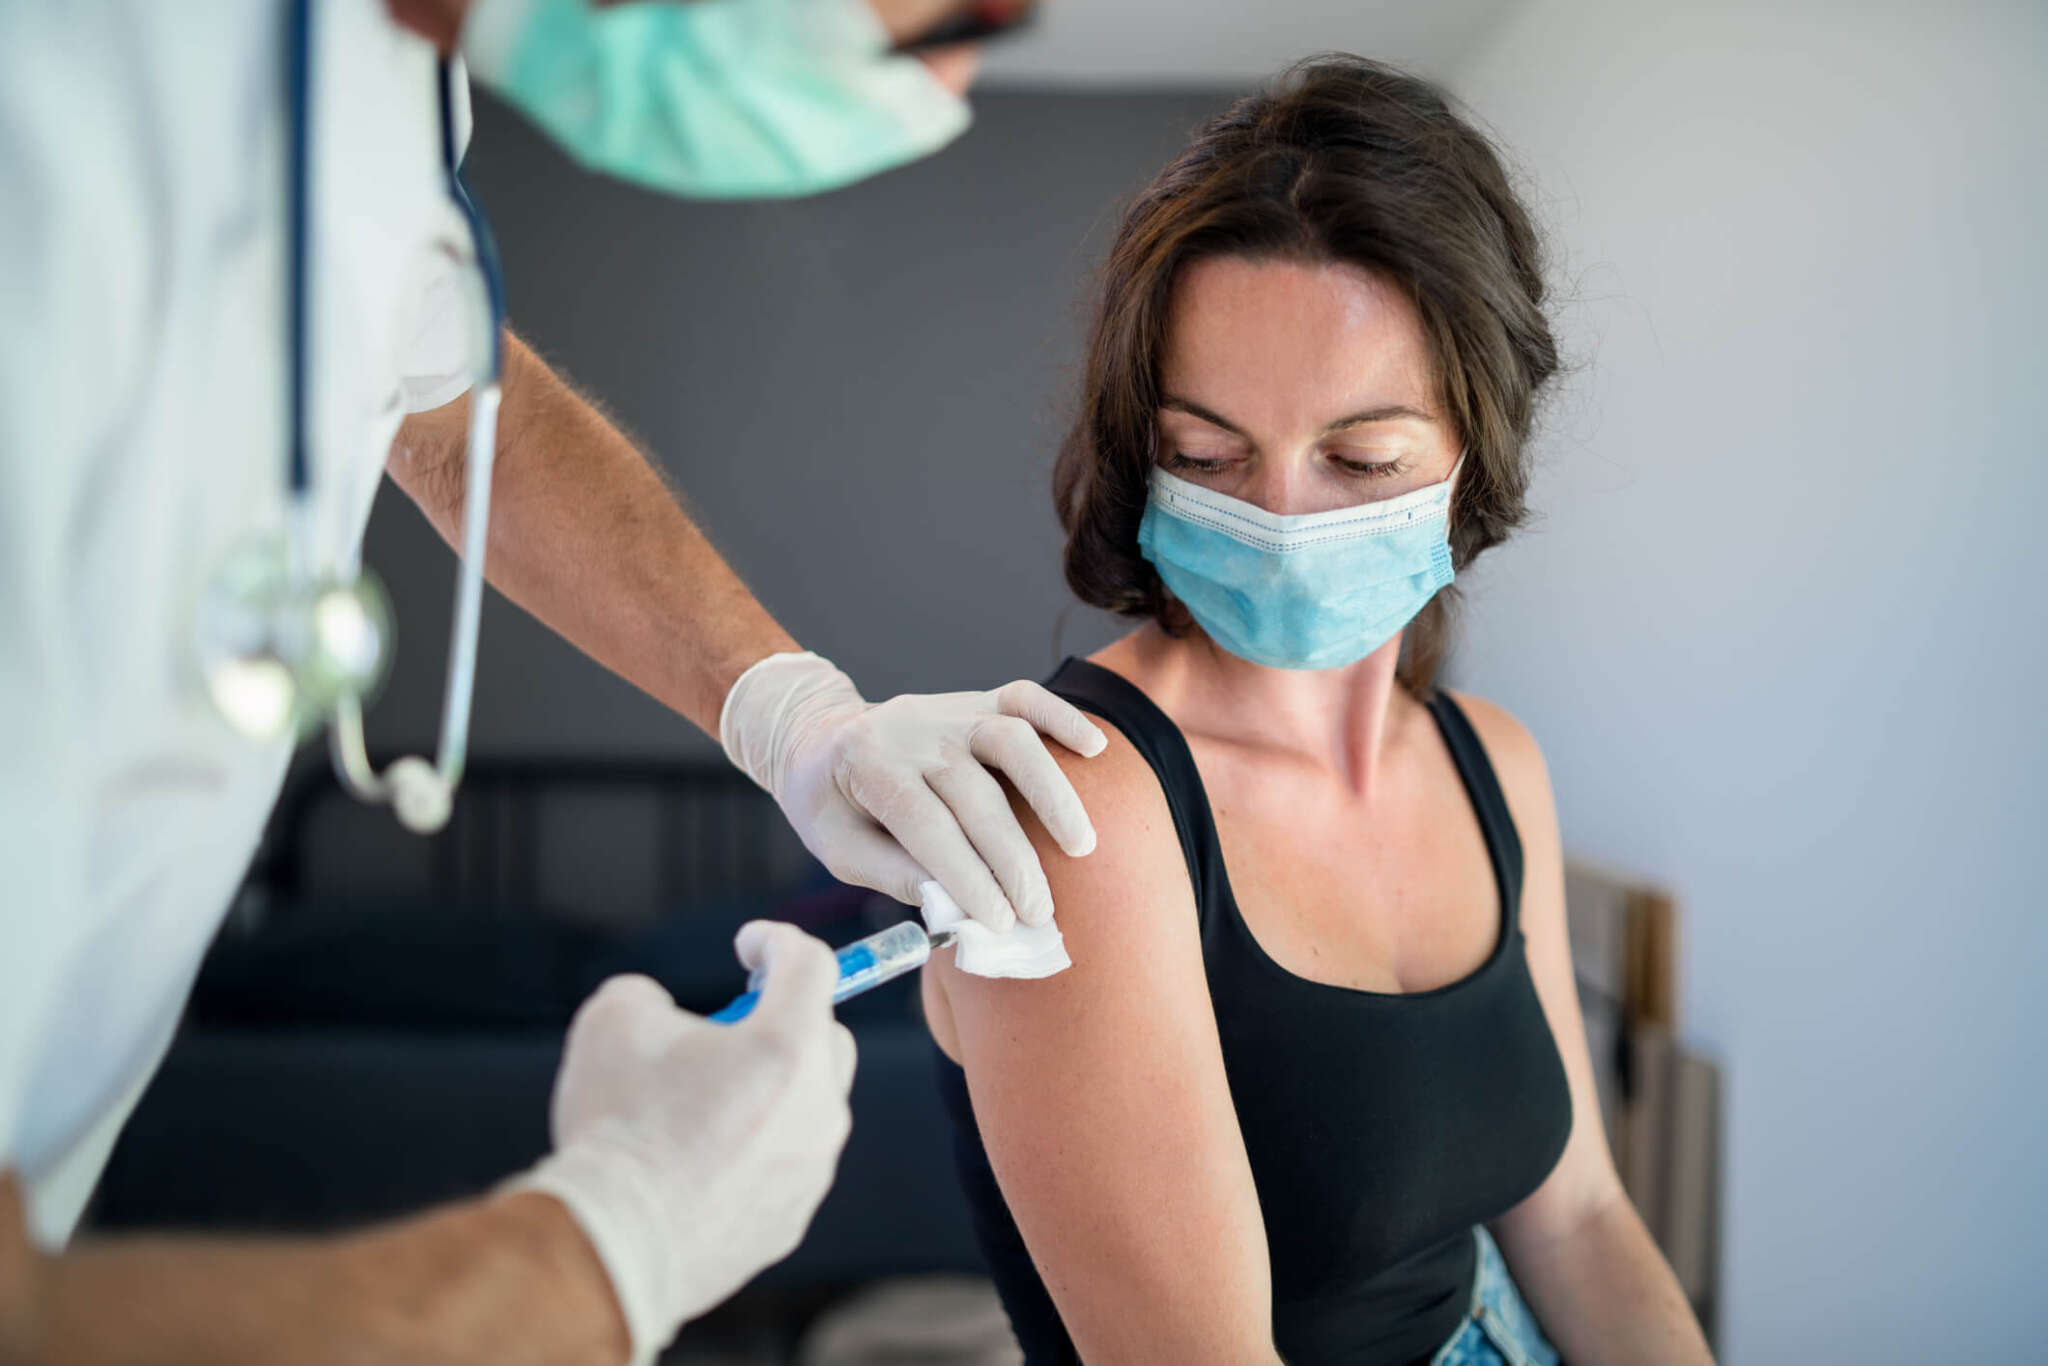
[1092,623,1414,799]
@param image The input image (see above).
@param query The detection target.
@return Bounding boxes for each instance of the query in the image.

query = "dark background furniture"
[89,760,987,1328]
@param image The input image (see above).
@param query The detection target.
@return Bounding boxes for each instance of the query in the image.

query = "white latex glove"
[719,652,1108,931]
[509,923,856,1365]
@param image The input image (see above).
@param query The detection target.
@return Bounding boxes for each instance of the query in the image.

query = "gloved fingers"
[925,757,1056,929]
[993,679,1109,758]
[830,1022,858,1093]
[968,712,1099,860]
[733,920,842,1048]
[568,973,685,1058]
[802,802,934,908]
[552,975,686,1143]
[861,777,1018,932]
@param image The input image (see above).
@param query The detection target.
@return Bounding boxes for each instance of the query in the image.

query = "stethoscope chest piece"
[195,532,393,743]
[192,2,500,838]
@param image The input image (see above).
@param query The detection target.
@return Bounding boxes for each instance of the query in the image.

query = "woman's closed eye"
[1332,453,1408,481]
[1163,450,1236,475]
[1164,451,1412,489]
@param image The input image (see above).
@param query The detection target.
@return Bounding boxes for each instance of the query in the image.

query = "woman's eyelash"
[1337,456,1406,479]
[1166,452,1409,479]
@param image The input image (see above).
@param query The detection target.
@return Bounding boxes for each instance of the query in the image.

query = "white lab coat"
[0,1,478,1248]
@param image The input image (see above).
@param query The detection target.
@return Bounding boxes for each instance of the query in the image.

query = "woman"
[923,56,1715,1366]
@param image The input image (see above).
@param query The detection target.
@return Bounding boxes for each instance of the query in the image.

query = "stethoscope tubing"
[288,0,507,827]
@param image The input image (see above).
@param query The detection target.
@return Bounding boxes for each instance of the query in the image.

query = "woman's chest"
[1191,739,1503,995]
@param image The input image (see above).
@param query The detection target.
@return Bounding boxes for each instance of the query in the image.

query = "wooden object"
[1563,859,1720,1347]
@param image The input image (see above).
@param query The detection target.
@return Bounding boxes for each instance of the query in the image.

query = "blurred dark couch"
[88,761,986,1298]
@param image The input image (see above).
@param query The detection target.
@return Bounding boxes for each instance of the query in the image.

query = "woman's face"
[1154,256,1461,514]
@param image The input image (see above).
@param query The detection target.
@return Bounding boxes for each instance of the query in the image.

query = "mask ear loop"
[329,57,506,836]
[1444,448,1468,545]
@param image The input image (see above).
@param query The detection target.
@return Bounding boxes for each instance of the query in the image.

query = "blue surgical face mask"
[462,0,971,200]
[1137,460,1462,671]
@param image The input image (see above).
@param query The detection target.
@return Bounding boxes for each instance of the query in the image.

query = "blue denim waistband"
[1426,1226,1560,1366]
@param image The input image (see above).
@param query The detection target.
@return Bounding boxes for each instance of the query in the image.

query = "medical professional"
[0,0,1104,1361]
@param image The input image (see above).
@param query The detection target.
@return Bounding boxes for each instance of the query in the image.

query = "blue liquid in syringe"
[709,920,932,1023]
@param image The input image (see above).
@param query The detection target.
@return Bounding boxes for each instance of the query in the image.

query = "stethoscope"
[193,0,505,834]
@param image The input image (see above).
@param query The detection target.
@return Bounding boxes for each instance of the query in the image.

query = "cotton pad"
[920,881,1071,980]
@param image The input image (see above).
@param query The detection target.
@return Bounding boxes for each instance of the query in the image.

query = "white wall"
[1446,4,2048,1359]
[979,0,1516,85]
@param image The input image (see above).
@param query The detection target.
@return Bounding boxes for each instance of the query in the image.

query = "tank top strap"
[1045,657,1230,919]
[1422,689,1526,931]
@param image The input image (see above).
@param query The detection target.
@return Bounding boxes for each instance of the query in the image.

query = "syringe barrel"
[708,920,933,1024]
[832,920,932,1003]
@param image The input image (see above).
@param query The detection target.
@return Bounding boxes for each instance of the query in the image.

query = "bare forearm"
[388,332,799,735]
[1494,1192,1713,1366]
[5,1187,627,1366]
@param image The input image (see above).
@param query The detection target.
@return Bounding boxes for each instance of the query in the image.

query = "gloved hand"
[509,923,856,1365]
[719,652,1108,931]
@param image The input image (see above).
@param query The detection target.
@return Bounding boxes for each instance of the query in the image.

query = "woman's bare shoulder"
[1440,688,1558,837]
[926,710,1200,1055]
[1016,714,1196,945]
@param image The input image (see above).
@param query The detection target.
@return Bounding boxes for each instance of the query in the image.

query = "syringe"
[708,919,955,1024]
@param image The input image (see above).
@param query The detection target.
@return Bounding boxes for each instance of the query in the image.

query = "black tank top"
[936,658,1573,1365]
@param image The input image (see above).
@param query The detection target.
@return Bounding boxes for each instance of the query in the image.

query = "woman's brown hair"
[1053,54,1561,694]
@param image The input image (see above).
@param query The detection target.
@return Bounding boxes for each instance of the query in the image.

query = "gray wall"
[1447,4,2048,1360]
[358,89,1232,758]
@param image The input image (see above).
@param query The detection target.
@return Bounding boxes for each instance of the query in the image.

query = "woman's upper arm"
[1450,692,1631,1248]
[932,727,1281,1365]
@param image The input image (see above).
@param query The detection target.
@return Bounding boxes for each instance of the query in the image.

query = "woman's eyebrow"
[1322,404,1437,432]
[1160,395,1437,436]
[1159,395,1249,437]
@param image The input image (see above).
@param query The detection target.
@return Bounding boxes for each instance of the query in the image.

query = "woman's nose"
[1239,461,1323,517]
